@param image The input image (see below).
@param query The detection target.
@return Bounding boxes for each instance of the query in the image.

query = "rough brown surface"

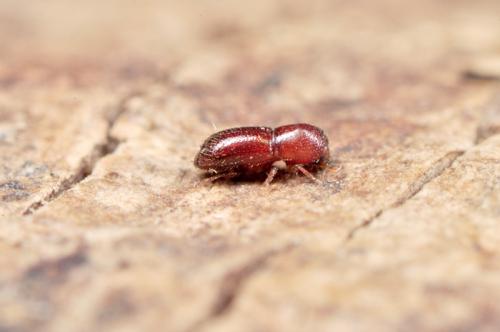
[1,1,500,331]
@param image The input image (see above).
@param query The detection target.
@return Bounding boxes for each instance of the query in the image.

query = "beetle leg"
[294,165,322,184]
[264,166,280,186]
[202,171,238,184]
[327,160,343,173]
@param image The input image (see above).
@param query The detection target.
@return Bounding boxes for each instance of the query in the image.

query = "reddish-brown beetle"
[194,123,329,185]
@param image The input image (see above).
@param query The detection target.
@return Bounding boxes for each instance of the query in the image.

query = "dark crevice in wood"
[345,150,465,242]
[22,92,137,216]
[346,92,500,242]
[475,93,500,144]
[475,125,500,144]
[188,244,295,332]
[22,243,88,282]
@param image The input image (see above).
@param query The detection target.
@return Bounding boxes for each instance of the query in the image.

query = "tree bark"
[1,1,500,331]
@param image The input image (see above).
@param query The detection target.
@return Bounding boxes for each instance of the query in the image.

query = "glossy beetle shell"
[272,124,329,165]
[195,123,329,176]
[195,126,274,173]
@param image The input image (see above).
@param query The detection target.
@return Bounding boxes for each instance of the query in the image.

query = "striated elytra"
[194,123,330,185]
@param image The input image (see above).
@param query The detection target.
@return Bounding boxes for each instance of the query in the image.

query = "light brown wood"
[1,1,500,331]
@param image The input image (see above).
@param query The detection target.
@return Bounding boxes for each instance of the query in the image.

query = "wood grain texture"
[1,0,500,331]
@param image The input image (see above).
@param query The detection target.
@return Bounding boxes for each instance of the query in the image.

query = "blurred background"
[2,0,499,128]
[1,1,500,332]
[1,0,499,70]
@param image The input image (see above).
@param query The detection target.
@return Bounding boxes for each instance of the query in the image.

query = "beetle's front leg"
[201,171,239,184]
[292,165,322,184]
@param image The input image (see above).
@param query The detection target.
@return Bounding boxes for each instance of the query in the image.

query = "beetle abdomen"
[194,127,274,172]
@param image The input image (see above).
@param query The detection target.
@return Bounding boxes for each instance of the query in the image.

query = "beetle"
[194,123,330,185]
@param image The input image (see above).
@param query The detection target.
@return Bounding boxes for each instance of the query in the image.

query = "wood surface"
[1,0,500,331]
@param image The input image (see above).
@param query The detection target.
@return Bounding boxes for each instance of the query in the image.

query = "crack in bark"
[474,93,500,144]
[475,125,500,145]
[345,92,500,242]
[188,244,295,332]
[22,93,137,215]
[345,150,465,241]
